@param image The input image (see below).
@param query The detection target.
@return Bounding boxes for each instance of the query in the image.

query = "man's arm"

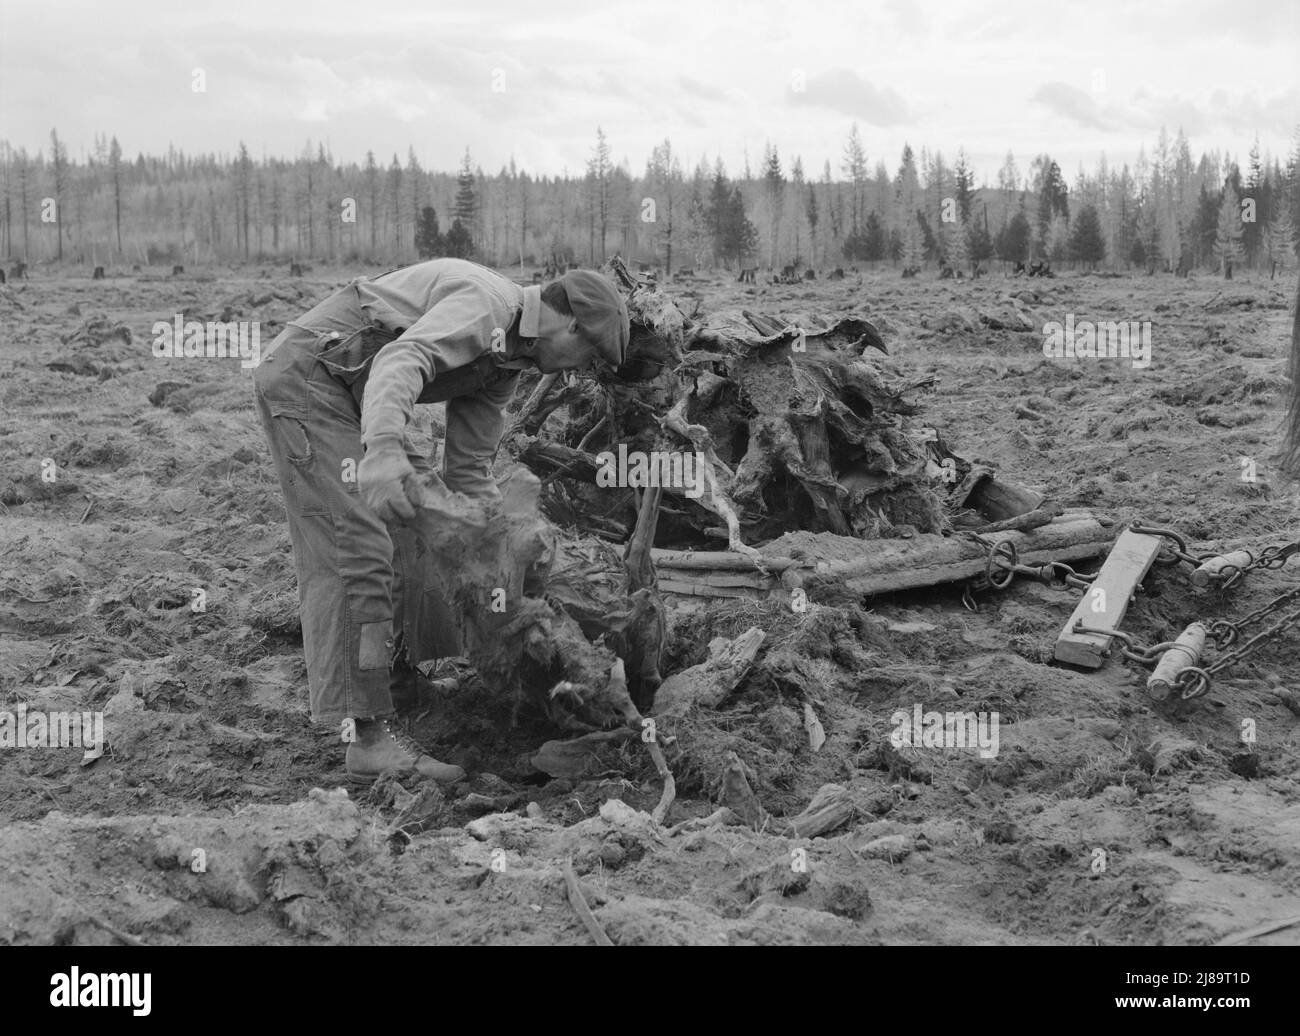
[443,373,520,498]
[360,282,514,449]
[357,279,514,522]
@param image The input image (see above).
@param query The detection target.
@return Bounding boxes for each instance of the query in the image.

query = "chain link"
[1176,605,1300,699]
[962,519,1299,700]
[962,533,1096,603]
[1206,585,1300,647]
[1131,520,1300,587]
[1128,521,1214,569]
[1070,622,1179,664]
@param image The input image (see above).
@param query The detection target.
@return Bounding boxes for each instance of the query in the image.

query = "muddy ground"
[1,265,1298,946]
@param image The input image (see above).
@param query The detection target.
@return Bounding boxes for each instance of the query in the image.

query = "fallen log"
[652,627,765,715]
[956,465,1044,521]
[780,783,853,839]
[531,729,634,778]
[650,514,1112,600]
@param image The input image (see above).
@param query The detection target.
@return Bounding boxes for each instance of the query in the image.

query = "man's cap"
[560,269,629,367]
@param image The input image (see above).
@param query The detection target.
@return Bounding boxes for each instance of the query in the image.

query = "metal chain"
[1206,584,1300,647]
[962,534,1095,610]
[1069,622,1181,664]
[1131,520,1300,587]
[1176,605,1300,699]
[1255,541,1300,570]
[1128,521,1216,569]
[962,520,1300,698]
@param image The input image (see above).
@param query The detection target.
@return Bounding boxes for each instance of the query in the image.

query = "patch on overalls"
[358,621,392,671]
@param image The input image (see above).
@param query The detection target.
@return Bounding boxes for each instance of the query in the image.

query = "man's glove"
[358,436,421,523]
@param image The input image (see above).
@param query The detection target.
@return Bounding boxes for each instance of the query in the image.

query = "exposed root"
[563,860,614,946]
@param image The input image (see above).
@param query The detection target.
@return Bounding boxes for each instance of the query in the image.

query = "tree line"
[1,123,1297,277]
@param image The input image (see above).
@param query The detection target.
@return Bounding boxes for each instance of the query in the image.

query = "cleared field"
[1,267,1297,946]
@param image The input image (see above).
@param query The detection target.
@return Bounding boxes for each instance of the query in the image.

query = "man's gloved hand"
[358,436,421,523]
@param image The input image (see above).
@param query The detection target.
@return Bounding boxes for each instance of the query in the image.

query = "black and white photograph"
[1,0,1298,976]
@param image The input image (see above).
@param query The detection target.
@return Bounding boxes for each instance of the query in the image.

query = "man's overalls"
[252,268,522,725]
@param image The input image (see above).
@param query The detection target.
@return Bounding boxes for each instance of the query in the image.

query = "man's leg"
[253,332,463,783]
[253,343,394,727]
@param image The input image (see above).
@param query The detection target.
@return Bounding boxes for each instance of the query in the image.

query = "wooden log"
[652,627,765,714]
[972,504,1063,535]
[656,579,760,599]
[659,571,775,589]
[1054,529,1164,668]
[530,729,635,778]
[650,548,800,572]
[1147,623,1208,701]
[826,516,1108,595]
[779,783,853,839]
[653,516,1112,600]
[1191,550,1254,588]
[966,475,1044,521]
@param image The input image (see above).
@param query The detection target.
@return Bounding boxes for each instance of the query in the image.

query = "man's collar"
[520,284,541,339]
[494,285,542,370]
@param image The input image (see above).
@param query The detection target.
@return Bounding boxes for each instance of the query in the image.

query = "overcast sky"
[2,0,1296,183]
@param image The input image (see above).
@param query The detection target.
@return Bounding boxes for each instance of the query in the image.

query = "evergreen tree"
[895,143,924,272]
[862,211,887,262]
[1194,183,1219,267]
[453,149,478,245]
[444,218,473,259]
[805,181,819,265]
[1045,212,1071,263]
[1035,157,1069,252]
[1215,184,1244,277]
[996,209,1031,264]
[415,205,443,259]
[968,216,994,266]
[722,186,758,264]
[1265,206,1295,276]
[954,149,975,224]
[946,220,970,272]
[842,123,868,234]
[762,142,784,267]
[1069,203,1106,268]
[1242,136,1265,265]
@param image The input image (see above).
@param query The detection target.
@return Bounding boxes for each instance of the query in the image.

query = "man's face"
[531,313,601,373]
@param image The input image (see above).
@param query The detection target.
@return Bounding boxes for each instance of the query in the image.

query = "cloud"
[886,0,927,37]
[788,68,909,125]
[1030,82,1111,131]
[677,75,729,103]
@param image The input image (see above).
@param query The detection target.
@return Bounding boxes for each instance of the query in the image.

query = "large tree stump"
[508,262,952,551]
[408,467,663,727]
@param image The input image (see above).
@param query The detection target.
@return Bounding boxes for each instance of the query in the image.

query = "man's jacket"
[315,258,538,496]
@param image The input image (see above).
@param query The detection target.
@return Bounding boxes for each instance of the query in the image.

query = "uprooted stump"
[510,265,957,551]
[408,466,662,726]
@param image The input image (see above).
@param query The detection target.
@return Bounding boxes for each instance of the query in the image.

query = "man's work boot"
[345,718,465,787]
